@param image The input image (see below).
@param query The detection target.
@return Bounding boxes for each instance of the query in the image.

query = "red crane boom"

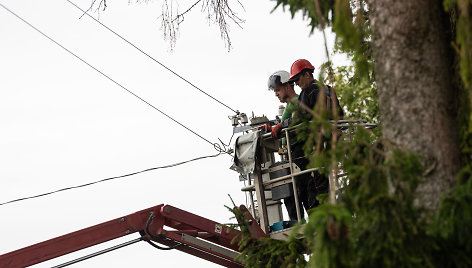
[0,204,265,267]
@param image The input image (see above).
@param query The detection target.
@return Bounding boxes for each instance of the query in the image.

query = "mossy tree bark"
[367,0,461,210]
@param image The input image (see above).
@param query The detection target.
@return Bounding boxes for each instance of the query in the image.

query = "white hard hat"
[268,70,291,90]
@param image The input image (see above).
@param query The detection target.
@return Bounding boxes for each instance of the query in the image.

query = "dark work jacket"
[279,81,344,129]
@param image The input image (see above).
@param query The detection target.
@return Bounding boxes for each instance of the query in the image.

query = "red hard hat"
[289,59,315,82]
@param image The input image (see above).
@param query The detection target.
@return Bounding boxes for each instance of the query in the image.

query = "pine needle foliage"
[304,204,353,267]
[273,0,372,81]
[430,167,472,267]
[226,203,307,267]
[324,65,379,125]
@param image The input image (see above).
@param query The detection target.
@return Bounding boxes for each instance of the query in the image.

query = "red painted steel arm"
[237,205,267,239]
[0,204,249,267]
[160,205,242,251]
[157,231,243,267]
[0,205,164,268]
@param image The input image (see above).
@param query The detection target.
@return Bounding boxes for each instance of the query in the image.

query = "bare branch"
[160,0,245,51]
[160,0,180,50]
[171,0,202,23]
[85,0,244,50]
[83,0,107,19]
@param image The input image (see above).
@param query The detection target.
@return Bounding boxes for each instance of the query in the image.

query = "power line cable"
[0,152,221,206]
[0,2,221,150]
[66,0,238,114]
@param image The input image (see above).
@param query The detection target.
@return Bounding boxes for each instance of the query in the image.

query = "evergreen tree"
[228,1,472,267]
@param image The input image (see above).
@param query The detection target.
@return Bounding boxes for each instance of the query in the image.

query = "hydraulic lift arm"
[0,204,264,268]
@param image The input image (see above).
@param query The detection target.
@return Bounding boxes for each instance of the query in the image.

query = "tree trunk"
[367,0,461,210]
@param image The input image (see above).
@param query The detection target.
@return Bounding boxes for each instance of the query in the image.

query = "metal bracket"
[180,234,240,260]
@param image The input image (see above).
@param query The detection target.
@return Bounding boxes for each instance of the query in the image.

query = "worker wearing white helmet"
[267,70,299,147]
[267,70,297,104]
[266,70,316,221]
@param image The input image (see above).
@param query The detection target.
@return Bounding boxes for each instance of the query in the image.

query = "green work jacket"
[281,95,299,147]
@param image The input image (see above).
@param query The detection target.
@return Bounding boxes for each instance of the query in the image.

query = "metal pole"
[51,238,143,268]
[247,173,257,218]
[253,158,270,233]
[285,129,302,222]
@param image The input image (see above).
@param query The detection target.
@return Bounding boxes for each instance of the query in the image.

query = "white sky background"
[0,0,346,267]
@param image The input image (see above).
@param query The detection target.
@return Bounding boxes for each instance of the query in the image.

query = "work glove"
[258,124,272,132]
[271,123,282,138]
[259,123,282,138]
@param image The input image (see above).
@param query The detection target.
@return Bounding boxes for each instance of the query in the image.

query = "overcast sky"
[0,0,345,266]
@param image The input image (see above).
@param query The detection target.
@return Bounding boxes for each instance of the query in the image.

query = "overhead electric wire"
[0,153,221,206]
[0,2,220,150]
[0,3,236,207]
[66,0,238,114]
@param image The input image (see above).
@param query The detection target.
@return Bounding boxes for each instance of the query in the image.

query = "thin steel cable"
[51,237,144,268]
[66,0,238,114]
[0,153,221,206]
[0,2,217,148]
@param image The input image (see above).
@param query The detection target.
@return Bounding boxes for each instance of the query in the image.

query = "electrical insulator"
[240,113,248,125]
[230,116,239,126]
[278,105,285,117]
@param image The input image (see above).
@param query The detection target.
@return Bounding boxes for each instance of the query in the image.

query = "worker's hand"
[271,123,282,138]
[258,124,272,132]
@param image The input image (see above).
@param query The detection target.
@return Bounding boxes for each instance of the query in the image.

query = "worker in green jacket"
[280,94,299,147]
[267,70,316,220]
[268,70,299,147]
